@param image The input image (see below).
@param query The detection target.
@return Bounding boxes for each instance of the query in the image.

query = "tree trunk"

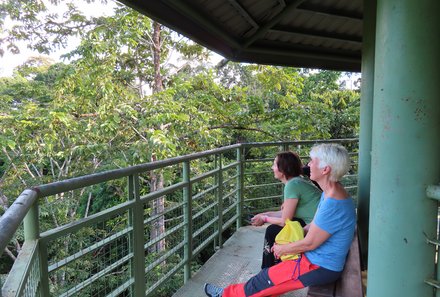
[149,21,166,253]
[150,165,165,252]
[152,21,163,93]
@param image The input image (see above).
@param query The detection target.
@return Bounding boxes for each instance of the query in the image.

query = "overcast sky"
[0,0,116,77]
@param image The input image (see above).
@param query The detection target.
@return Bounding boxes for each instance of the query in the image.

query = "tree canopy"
[0,0,360,207]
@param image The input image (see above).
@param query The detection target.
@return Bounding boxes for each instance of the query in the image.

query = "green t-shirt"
[283,176,322,224]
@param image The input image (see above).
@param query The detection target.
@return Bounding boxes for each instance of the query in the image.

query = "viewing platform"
[0,140,360,297]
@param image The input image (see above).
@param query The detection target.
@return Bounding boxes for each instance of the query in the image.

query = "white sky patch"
[0,0,116,77]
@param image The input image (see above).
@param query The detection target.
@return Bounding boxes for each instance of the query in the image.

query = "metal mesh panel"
[46,211,132,297]
[39,181,129,233]
[21,251,41,297]
[243,149,282,214]
[221,165,239,226]
[143,178,186,297]
[192,175,218,253]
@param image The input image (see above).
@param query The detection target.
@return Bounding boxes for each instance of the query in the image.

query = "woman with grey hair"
[204,143,356,297]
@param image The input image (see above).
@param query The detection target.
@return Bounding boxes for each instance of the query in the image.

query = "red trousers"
[222,255,319,297]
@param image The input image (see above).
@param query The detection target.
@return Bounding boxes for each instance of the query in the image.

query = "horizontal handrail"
[0,190,38,253]
[33,144,242,198]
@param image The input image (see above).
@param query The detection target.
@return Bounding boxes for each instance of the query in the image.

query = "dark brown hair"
[275,151,303,179]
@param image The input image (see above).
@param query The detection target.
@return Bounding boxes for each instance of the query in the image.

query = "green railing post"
[129,174,146,296]
[27,197,49,297]
[357,0,376,268]
[23,201,39,241]
[23,200,40,297]
[183,161,192,282]
[236,147,244,228]
[38,239,50,297]
[216,154,224,248]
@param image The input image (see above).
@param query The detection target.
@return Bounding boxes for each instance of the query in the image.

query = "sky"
[0,0,358,88]
[0,0,225,77]
[0,0,117,77]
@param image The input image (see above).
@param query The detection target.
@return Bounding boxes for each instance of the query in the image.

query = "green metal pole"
[236,147,244,229]
[217,154,224,248]
[129,174,146,296]
[23,202,39,241]
[23,200,41,297]
[38,240,50,297]
[23,199,49,297]
[356,0,376,268]
[183,161,192,282]
[368,1,440,296]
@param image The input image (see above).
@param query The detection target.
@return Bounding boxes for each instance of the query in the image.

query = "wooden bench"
[307,229,363,297]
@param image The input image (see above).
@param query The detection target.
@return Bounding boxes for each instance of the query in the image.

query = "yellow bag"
[275,219,304,261]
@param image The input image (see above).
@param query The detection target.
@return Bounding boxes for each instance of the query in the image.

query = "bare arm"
[251,210,282,226]
[265,198,298,226]
[272,222,330,257]
[303,224,310,234]
[253,199,299,226]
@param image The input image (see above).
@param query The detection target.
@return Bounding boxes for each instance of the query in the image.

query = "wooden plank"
[334,230,363,297]
[307,229,363,297]
[307,283,335,297]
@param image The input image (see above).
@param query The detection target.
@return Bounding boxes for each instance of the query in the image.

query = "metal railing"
[0,139,358,297]
[425,185,440,296]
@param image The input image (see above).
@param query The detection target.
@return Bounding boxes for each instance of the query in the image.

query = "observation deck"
[1,140,358,297]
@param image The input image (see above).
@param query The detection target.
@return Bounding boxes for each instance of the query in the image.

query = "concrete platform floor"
[173,225,308,297]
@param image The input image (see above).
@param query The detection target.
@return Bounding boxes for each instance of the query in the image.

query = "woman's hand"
[271,243,286,259]
[251,214,265,226]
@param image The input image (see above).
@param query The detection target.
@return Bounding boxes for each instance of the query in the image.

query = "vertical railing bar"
[426,184,440,295]
[130,174,146,296]
[217,154,224,249]
[38,239,50,297]
[128,175,135,295]
[214,155,218,248]
[183,161,192,282]
[21,196,48,297]
[24,201,40,241]
[236,147,244,229]
[437,200,440,297]
[23,201,40,297]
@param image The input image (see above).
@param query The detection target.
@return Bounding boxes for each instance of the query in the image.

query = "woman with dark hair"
[251,151,321,269]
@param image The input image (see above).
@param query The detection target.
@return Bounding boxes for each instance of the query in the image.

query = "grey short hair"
[309,143,350,182]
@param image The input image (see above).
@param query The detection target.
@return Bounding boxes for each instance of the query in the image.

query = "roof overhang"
[120,0,363,72]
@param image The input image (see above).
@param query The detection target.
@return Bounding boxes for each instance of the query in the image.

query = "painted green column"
[368,0,440,296]
[183,161,193,282]
[357,0,376,267]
